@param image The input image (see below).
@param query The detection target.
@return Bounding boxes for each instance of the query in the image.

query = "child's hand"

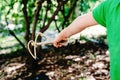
[53,34,67,48]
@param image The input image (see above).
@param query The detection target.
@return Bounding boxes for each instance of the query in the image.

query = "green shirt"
[92,0,120,80]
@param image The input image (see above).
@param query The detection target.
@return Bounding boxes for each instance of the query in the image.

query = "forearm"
[59,12,98,38]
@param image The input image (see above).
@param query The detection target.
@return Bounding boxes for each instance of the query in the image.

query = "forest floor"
[0,39,109,80]
[0,25,109,80]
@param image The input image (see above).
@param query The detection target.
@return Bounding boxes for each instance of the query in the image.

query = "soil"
[0,40,109,80]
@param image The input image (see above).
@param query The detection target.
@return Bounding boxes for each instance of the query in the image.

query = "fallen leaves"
[0,41,109,80]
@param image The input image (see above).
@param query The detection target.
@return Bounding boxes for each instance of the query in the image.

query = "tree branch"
[31,0,45,40]
[42,0,51,28]
[54,19,60,32]
[4,1,26,49]
[40,1,68,33]
[61,0,79,29]
[22,0,30,44]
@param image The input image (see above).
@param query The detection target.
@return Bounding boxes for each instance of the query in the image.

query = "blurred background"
[0,0,103,54]
[0,0,109,80]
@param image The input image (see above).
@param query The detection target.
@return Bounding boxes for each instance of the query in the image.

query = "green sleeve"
[92,0,107,27]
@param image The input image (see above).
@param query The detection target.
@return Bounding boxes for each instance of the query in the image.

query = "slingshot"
[27,32,68,60]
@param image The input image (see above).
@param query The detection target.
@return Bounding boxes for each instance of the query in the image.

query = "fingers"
[53,39,61,48]
[53,37,67,48]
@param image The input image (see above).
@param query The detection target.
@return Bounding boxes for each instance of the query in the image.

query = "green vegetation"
[0,1,109,80]
[0,0,107,71]
[0,0,100,54]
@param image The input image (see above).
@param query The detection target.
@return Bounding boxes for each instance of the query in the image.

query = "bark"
[22,0,30,45]
[40,1,68,33]
[31,0,45,40]
[4,3,26,50]
[61,0,79,29]
[42,1,51,28]
[22,0,39,69]
[54,19,60,32]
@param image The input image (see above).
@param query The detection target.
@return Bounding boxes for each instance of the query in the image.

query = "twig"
[27,32,68,59]
[22,0,30,44]
[61,0,79,29]
[4,2,26,50]
[40,1,68,33]
[54,19,60,32]
[32,0,45,40]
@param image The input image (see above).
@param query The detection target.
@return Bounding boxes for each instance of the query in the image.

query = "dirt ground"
[0,40,109,80]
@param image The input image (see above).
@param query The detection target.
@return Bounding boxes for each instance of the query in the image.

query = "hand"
[53,34,67,48]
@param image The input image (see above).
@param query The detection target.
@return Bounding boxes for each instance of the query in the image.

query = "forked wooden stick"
[27,32,68,59]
